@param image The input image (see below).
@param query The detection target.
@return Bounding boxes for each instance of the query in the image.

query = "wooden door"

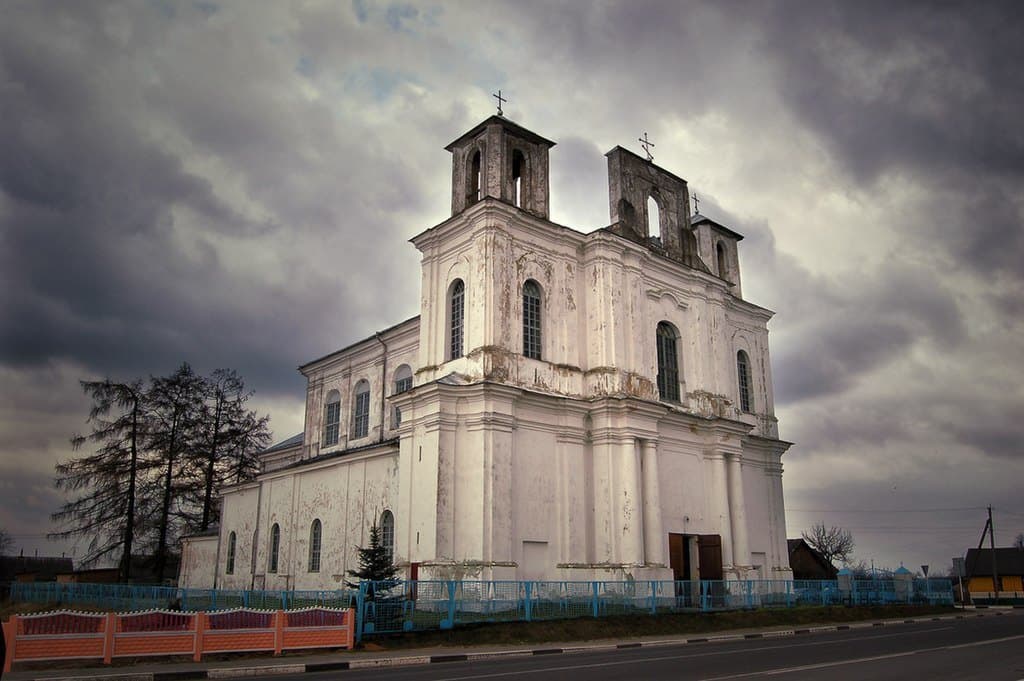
[698,535,723,580]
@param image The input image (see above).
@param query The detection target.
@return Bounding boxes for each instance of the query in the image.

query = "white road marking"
[427,626,954,680]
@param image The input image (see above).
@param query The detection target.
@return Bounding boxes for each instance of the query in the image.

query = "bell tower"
[445,115,556,220]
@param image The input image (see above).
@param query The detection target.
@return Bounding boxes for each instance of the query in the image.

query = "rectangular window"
[323,401,340,446]
[352,390,370,439]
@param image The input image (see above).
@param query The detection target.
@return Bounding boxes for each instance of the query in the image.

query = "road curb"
[18,610,1012,681]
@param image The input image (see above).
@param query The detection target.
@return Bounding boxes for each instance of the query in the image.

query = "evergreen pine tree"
[346,521,399,594]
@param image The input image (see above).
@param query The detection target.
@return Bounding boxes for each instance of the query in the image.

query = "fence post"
[103,612,116,665]
[447,581,458,629]
[354,582,366,643]
[591,582,599,618]
[193,611,206,662]
[3,616,17,673]
[273,610,284,656]
[700,581,709,612]
[524,581,533,622]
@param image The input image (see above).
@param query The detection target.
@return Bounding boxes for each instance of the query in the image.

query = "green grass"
[362,604,958,649]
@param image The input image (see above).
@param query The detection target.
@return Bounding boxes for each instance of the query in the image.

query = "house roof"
[964,547,1024,577]
[787,538,838,576]
[0,556,74,581]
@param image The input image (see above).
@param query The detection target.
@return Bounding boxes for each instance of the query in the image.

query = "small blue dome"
[894,565,913,575]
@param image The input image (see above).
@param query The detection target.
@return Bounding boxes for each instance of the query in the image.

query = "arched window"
[308,519,322,573]
[737,350,752,413]
[226,531,236,575]
[323,390,341,446]
[717,242,729,281]
[268,523,280,573]
[648,195,661,242]
[449,279,465,360]
[392,364,413,428]
[470,150,482,203]
[522,280,542,360]
[656,322,680,402]
[379,510,395,562]
[352,380,370,439]
[512,150,525,208]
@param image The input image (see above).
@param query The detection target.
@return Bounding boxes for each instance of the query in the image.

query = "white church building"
[179,114,793,590]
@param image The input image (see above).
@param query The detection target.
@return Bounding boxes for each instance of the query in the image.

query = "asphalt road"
[258,612,1024,680]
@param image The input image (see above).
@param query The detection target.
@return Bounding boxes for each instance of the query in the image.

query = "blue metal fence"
[9,577,953,641]
[355,578,954,639]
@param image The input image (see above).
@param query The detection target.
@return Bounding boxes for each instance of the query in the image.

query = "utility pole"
[988,505,1000,602]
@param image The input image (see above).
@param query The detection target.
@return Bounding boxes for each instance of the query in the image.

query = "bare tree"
[146,363,205,582]
[187,369,270,531]
[802,523,855,566]
[0,526,13,555]
[52,379,148,578]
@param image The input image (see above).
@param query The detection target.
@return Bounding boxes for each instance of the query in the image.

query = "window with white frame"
[522,280,542,360]
[323,390,341,446]
[449,279,465,360]
[268,523,280,573]
[392,365,413,428]
[656,322,680,402]
[352,380,370,439]
[737,350,752,413]
[226,531,236,575]
[308,519,322,573]
[379,509,395,562]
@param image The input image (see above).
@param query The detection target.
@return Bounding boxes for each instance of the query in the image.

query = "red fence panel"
[2,607,355,671]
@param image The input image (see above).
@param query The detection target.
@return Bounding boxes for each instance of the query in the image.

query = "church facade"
[178,115,792,590]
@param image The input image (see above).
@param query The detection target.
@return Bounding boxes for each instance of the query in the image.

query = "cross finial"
[638,131,655,162]
[493,89,507,117]
[692,193,701,215]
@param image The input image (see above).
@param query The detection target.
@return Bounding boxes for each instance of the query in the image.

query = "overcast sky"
[2,0,1022,575]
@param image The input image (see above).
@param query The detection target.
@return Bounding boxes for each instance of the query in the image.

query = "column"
[619,438,643,565]
[711,453,734,569]
[641,439,664,565]
[726,452,750,570]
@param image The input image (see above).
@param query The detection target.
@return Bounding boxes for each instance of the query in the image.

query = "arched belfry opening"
[469,149,482,204]
[716,241,728,281]
[512,149,525,208]
[647,194,661,244]
[446,115,555,219]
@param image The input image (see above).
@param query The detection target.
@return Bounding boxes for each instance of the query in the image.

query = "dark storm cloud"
[756,1,1024,282]
[0,1,425,399]
[761,0,1024,185]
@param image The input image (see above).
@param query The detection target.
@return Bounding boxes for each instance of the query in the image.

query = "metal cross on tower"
[692,192,701,215]
[638,131,655,162]
[493,90,507,117]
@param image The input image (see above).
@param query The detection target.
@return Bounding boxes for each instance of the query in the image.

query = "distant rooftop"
[263,432,303,454]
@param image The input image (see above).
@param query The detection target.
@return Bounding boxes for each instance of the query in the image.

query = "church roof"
[263,432,303,454]
[445,115,556,151]
[298,315,420,372]
[692,213,745,241]
[276,437,400,473]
